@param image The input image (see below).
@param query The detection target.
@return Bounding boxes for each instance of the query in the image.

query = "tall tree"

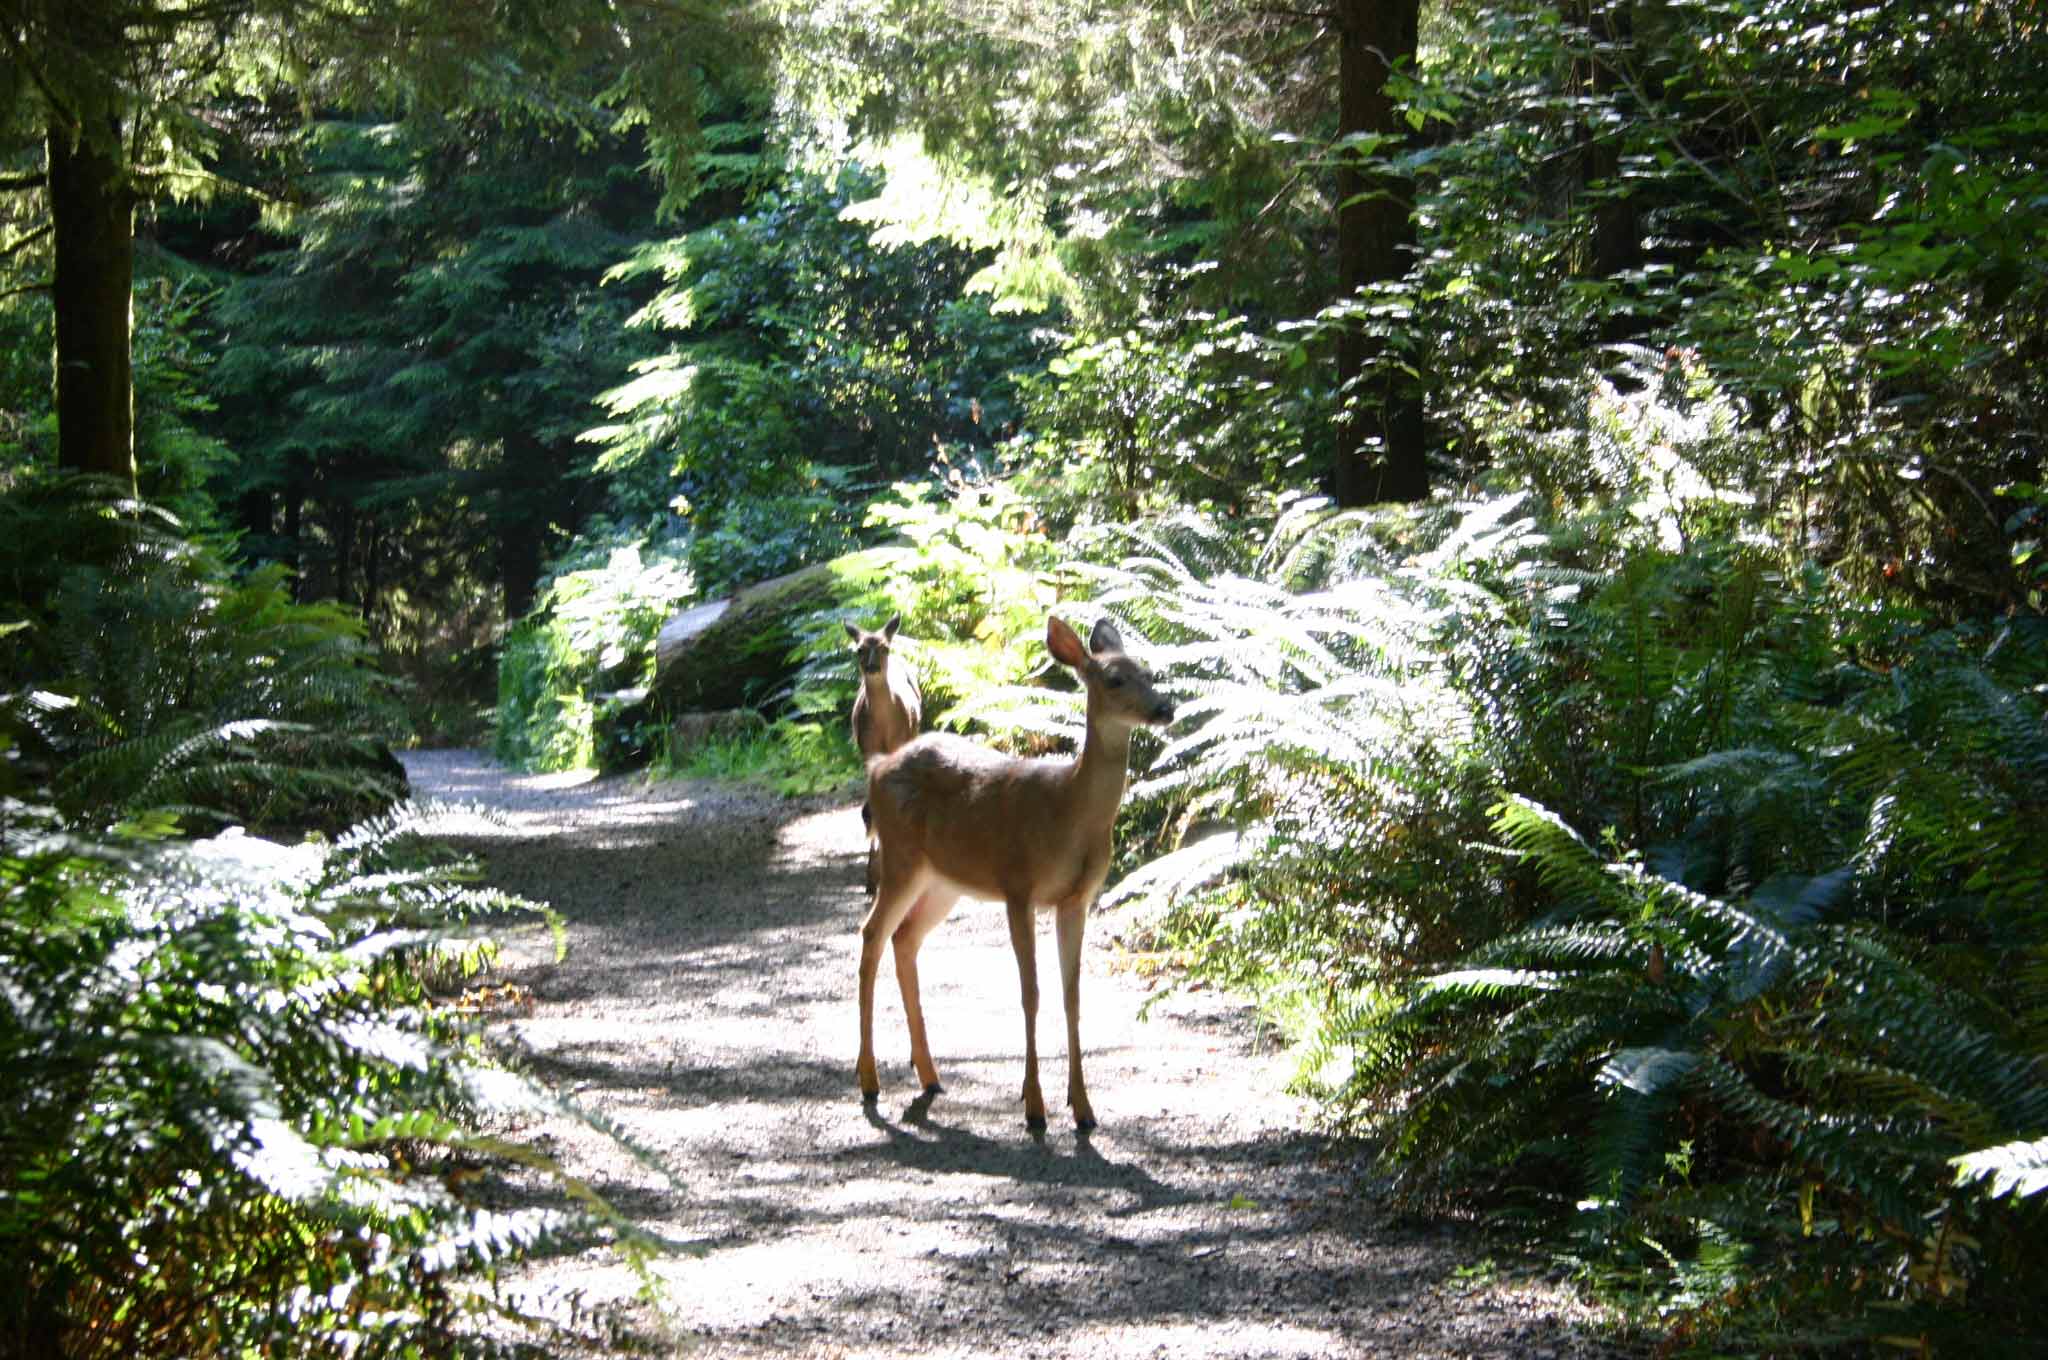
[784,1,1437,503]
[1331,0,1426,506]
[208,108,676,627]
[2,0,761,485]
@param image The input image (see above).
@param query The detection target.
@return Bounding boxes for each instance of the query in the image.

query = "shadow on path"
[403,749,1625,1360]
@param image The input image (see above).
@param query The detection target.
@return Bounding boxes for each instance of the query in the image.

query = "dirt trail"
[403,749,1620,1359]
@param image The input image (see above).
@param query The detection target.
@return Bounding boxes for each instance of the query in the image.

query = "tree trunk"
[1579,0,1641,341]
[500,527,543,623]
[283,488,305,599]
[334,503,358,607]
[362,511,383,641]
[499,431,552,622]
[1332,0,1427,507]
[47,113,135,486]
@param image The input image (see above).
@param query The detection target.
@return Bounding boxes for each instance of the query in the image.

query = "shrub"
[493,541,693,771]
[1078,360,2048,1349]
[0,802,664,1357]
[1,478,404,833]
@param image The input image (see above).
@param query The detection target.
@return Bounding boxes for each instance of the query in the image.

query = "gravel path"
[402,749,1626,1359]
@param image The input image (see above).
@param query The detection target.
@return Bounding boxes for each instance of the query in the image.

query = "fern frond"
[1952,1136,2048,1201]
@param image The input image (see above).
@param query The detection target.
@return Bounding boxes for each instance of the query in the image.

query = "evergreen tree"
[206,108,676,636]
[0,0,763,488]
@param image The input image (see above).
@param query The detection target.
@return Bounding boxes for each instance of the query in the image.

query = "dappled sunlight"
[400,751,1626,1358]
[1070,1320,1346,1358]
[402,751,702,842]
[779,801,866,868]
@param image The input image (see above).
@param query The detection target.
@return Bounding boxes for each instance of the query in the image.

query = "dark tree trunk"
[362,511,383,639]
[1332,0,1427,507]
[47,113,135,486]
[334,503,358,607]
[499,432,552,622]
[283,488,305,599]
[1579,0,1641,341]
[500,525,543,623]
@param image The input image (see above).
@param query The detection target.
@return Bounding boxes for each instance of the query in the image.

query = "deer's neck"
[1062,701,1134,833]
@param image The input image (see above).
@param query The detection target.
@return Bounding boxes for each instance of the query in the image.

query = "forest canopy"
[4,0,2045,1354]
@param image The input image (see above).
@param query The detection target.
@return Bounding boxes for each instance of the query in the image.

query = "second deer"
[846,614,922,891]
[857,614,1175,1130]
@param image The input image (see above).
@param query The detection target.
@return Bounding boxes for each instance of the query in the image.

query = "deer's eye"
[1104,674,1125,689]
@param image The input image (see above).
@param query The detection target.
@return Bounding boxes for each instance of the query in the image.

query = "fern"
[1,801,674,1355]
[1953,1136,2048,1201]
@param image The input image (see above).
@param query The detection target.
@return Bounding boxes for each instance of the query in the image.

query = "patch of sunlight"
[419,781,699,842]
[777,803,863,866]
[1069,1319,1345,1358]
[515,769,601,792]
[581,791,701,823]
[657,1231,884,1323]
[842,134,1072,314]
[806,1168,1024,1223]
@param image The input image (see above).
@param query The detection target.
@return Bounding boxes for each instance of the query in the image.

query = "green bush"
[671,718,861,796]
[782,475,1065,756]
[493,541,693,772]
[2,478,404,833]
[1080,362,2048,1350]
[0,802,662,1357]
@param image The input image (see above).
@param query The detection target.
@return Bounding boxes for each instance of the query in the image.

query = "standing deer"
[846,614,922,892]
[857,614,1175,1130]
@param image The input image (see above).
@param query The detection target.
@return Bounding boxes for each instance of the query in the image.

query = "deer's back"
[869,733,1107,908]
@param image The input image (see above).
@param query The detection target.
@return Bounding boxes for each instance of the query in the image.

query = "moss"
[646,545,905,714]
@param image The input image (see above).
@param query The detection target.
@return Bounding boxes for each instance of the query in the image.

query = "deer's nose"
[1151,699,1176,724]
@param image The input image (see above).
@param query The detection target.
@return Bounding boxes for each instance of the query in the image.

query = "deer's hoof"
[1074,1114,1098,1133]
[1024,1111,1048,1132]
[861,1091,879,1107]
[922,1082,944,1096]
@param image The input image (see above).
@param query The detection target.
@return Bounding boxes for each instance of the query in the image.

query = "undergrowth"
[1082,361,2048,1353]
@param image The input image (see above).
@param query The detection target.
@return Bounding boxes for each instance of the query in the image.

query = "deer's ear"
[883,614,901,641]
[1046,614,1088,668]
[1088,618,1124,655]
[844,621,862,643]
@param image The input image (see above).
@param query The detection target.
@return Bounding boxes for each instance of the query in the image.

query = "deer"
[846,614,923,893]
[856,614,1175,1131]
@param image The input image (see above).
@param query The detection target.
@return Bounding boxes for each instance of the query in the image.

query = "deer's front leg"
[1005,895,1046,1128]
[1056,900,1096,1130]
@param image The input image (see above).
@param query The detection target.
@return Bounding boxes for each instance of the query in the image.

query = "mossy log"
[646,546,901,713]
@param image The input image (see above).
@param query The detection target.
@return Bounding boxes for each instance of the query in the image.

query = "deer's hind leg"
[857,861,928,1102]
[891,883,961,1094]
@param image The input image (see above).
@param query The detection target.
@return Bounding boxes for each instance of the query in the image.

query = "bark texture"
[1333,0,1427,507]
[47,113,135,485]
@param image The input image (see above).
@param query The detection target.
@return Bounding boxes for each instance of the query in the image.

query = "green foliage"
[0,270,230,520]
[1075,356,2048,1349]
[1411,0,2046,614]
[494,542,695,772]
[674,461,871,598]
[202,105,675,645]
[1009,300,1313,531]
[589,156,1047,590]
[670,718,860,796]
[784,474,1063,751]
[1,478,404,832]
[0,799,665,1356]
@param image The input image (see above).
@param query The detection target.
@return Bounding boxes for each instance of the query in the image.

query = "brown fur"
[856,614,1176,1130]
[846,614,922,760]
[846,615,922,893]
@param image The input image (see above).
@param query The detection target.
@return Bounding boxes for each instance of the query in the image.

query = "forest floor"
[402,749,1635,1360]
